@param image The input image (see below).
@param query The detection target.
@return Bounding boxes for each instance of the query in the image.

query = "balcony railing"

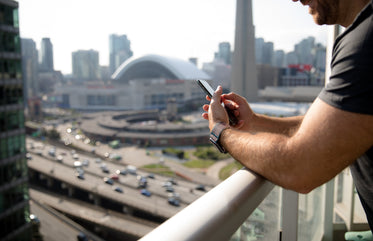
[139,168,274,241]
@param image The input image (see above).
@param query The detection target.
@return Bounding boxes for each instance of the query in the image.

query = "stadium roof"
[112,54,210,83]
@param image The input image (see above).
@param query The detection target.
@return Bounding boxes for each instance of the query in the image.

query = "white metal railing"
[139,168,274,241]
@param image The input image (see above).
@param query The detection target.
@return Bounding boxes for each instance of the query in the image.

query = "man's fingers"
[203,104,209,112]
[201,113,209,120]
[222,92,245,105]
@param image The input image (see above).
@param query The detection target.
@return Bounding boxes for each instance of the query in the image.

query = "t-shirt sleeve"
[318,15,373,115]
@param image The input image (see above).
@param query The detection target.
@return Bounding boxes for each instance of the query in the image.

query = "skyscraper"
[21,38,39,100]
[72,49,100,81]
[262,42,274,65]
[215,42,232,65]
[0,0,32,240]
[109,34,133,75]
[39,37,54,72]
[231,0,258,102]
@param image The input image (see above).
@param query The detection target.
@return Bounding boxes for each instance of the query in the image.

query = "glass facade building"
[0,0,32,240]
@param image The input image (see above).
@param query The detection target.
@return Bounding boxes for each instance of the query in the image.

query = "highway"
[30,188,157,239]
[27,139,209,219]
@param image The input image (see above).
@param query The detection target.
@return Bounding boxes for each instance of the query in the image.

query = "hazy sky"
[18,0,329,74]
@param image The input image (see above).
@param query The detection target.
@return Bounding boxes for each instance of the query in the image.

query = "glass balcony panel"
[298,186,325,241]
[231,186,281,240]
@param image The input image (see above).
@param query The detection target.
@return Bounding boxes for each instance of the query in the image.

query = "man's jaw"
[300,0,312,6]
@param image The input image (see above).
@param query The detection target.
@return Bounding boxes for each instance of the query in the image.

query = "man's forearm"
[250,114,303,136]
[220,127,296,190]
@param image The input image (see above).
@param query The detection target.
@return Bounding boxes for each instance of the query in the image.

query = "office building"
[0,0,33,240]
[273,50,285,68]
[72,49,100,81]
[21,38,39,101]
[214,42,232,65]
[109,34,133,74]
[255,37,264,64]
[39,37,54,72]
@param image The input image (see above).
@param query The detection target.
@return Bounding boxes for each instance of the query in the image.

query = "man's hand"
[222,92,256,132]
[202,86,229,130]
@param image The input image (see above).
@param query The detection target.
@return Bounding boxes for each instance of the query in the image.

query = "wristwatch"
[209,122,229,153]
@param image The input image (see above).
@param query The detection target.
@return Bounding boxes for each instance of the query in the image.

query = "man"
[202,0,373,230]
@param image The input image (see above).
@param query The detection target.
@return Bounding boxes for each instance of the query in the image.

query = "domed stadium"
[112,54,210,83]
[56,54,211,111]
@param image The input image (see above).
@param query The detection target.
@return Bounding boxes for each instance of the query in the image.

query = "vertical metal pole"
[323,180,335,241]
[281,189,299,241]
[322,25,341,241]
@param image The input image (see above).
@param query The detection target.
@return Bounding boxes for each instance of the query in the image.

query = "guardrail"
[139,167,274,241]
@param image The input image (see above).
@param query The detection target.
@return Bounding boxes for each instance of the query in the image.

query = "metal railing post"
[281,189,299,241]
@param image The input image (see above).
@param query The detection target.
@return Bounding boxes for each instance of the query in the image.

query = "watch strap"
[209,123,229,153]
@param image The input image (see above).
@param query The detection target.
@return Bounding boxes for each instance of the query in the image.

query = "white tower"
[231,0,258,102]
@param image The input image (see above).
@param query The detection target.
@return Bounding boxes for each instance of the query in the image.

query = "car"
[168,197,180,207]
[26,153,32,160]
[104,177,114,185]
[162,181,173,188]
[115,169,127,176]
[168,192,180,199]
[102,167,110,173]
[137,176,148,188]
[73,153,79,160]
[147,173,155,179]
[113,186,123,193]
[141,189,152,197]
[73,161,82,168]
[82,159,90,166]
[76,172,85,180]
[56,155,63,162]
[29,214,40,226]
[110,173,119,180]
[48,147,56,157]
[109,153,122,161]
[165,186,174,192]
[127,165,137,175]
[77,232,88,241]
[195,184,206,192]
[167,178,178,185]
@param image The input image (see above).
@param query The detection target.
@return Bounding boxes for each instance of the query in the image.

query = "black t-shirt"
[318,0,373,230]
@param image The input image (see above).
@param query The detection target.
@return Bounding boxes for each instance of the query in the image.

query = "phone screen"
[196,79,238,126]
[196,79,215,98]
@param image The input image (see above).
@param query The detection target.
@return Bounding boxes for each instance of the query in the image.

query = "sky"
[17,0,329,75]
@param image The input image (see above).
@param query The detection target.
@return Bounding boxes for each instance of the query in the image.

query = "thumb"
[211,86,223,104]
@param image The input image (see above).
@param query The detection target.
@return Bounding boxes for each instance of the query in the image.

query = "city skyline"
[18,0,328,74]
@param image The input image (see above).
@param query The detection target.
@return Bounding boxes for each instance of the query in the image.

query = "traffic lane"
[27,139,208,204]
[29,200,82,241]
[28,154,184,218]
[30,188,156,238]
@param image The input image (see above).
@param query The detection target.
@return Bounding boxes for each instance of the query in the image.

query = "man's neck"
[339,0,370,27]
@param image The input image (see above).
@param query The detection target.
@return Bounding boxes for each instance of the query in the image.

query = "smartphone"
[196,79,238,126]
